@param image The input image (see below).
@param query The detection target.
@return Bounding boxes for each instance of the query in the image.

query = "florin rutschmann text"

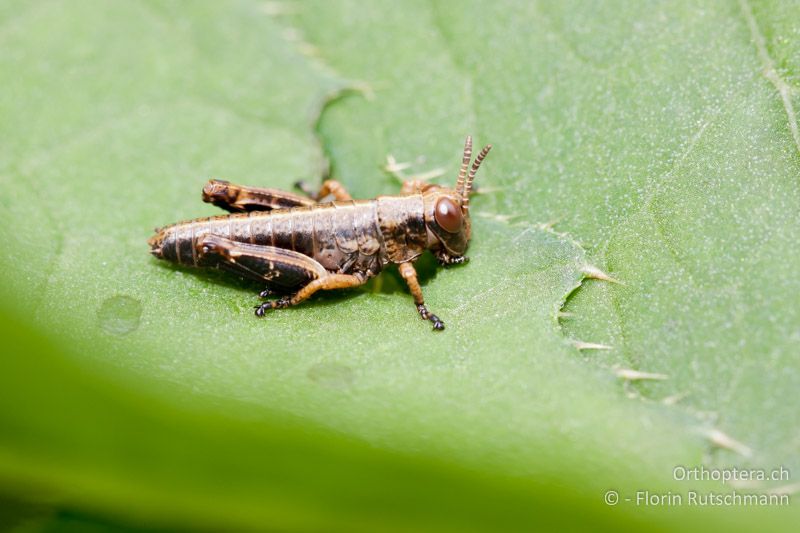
[603,466,791,507]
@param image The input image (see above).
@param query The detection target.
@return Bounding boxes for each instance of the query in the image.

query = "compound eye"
[434,197,462,233]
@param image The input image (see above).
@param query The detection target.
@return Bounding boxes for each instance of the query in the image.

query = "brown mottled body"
[152,196,428,289]
[149,137,491,330]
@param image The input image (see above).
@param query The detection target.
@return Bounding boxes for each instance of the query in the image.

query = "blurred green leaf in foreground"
[0,0,798,531]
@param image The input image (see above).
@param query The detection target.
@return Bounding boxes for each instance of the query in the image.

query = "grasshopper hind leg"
[194,234,366,316]
[254,273,367,315]
[258,288,274,298]
[196,233,324,295]
[202,179,315,212]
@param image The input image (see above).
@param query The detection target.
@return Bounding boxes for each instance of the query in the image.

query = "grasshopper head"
[423,136,491,265]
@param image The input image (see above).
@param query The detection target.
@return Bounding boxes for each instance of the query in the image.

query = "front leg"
[398,262,445,331]
[400,180,442,195]
[436,252,469,267]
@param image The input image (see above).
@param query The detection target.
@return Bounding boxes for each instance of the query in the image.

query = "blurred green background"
[0,0,798,531]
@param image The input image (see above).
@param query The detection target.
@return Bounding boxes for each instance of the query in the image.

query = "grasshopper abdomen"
[152,199,405,288]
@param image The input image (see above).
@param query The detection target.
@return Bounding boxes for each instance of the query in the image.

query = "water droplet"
[98,295,142,335]
[307,362,354,390]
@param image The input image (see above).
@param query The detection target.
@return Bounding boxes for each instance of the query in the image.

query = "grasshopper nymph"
[148,137,491,330]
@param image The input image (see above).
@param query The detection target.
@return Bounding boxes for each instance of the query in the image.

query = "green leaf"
[0,0,796,530]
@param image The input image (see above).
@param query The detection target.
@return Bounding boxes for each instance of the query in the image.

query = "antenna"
[461,144,492,213]
[455,135,472,198]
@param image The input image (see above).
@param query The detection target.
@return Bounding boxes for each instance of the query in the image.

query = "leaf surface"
[0,0,797,530]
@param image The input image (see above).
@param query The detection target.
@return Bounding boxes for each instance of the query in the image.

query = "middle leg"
[398,262,444,330]
[295,179,353,202]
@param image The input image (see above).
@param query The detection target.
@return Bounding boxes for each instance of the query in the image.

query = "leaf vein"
[739,0,800,156]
